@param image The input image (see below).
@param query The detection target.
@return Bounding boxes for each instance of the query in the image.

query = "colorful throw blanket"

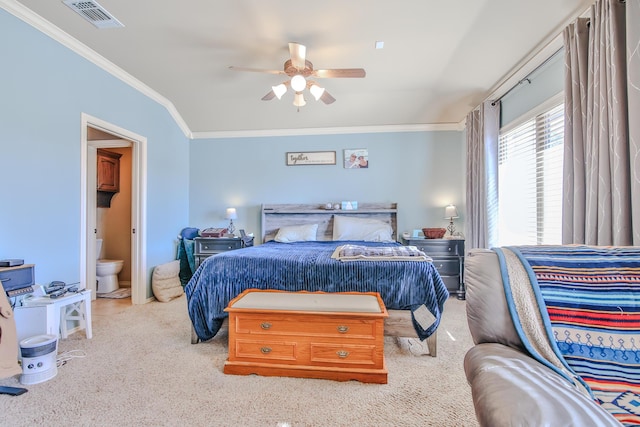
[331,244,432,262]
[495,246,640,427]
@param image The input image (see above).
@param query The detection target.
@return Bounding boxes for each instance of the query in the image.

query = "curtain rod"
[491,47,563,106]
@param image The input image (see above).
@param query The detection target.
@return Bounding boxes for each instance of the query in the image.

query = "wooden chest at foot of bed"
[223,289,388,384]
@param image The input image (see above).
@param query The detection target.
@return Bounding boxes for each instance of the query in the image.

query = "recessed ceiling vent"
[63,0,124,29]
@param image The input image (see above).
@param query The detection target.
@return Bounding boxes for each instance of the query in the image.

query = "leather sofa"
[463,248,621,427]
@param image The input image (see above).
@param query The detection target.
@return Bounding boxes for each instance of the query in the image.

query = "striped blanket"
[496,246,640,426]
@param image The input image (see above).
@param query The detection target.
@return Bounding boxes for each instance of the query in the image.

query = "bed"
[185,203,449,356]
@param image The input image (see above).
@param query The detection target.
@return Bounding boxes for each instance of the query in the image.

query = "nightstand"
[194,237,243,268]
[402,238,465,299]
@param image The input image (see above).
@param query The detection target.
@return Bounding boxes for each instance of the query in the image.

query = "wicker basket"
[422,228,446,239]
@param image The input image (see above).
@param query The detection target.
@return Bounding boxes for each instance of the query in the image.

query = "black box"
[0,259,24,267]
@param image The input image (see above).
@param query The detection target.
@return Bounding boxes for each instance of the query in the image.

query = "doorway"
[80,113,147,305]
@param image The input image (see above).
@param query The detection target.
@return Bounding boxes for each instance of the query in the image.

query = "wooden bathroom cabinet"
[97,149,121,192]
[97,149,121,207]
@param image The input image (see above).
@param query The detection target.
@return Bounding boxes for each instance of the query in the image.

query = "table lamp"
[226,208,237,236]
[444,204,459,236]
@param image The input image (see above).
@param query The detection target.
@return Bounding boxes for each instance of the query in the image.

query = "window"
[498,103,564,245]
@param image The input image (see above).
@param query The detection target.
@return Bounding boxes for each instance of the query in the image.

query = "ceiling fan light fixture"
[290,75,306,92]
[230,42,366,107]
[310,84,325,101]
[272,83,287,99]
[293,92,306,107]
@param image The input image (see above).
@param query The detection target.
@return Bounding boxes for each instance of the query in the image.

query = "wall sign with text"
[286,151,336,166]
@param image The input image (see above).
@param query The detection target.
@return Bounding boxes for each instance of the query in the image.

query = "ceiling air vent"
[63,0,124,29]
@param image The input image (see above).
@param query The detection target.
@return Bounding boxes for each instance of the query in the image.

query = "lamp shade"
[225,208,237,220]
[290,75,306,92]
[309,84,325,101]
[293,92,306,107]
[272,83,287,99]
[444,204,459,219]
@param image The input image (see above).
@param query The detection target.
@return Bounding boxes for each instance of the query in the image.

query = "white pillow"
[274,223,319,243]
[332,216,394,242]
[151,260,183,302]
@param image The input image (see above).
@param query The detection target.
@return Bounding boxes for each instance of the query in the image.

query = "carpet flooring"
[0,295,478,427]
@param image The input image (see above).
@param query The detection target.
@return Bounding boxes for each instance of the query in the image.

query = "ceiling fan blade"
[320,90,336,104]
[289,42,306,70]
[229,66,285,75]
[261,90,276,101]
[313,68,366,78]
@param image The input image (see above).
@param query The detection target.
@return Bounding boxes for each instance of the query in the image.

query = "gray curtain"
[629,0,640,245]
[562,0,637,245]
[465,101,500,249]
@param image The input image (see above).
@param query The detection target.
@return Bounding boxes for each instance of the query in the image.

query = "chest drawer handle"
[260,322,272,330]
[260,347,272,354]
[336,350,350,359]
[337,325,349,333]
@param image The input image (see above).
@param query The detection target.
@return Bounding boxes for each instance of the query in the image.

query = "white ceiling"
[9,0,593,136]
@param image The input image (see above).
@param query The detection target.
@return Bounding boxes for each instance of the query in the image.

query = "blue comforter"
[185,240,449,341]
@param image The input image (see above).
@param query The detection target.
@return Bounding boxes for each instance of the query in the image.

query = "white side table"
[14,290,93,342]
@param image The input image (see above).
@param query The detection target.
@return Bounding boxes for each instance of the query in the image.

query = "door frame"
[80,113,148,304]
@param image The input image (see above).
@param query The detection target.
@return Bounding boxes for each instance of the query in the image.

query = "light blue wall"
[0,10,189,296]
[189,131,465,242]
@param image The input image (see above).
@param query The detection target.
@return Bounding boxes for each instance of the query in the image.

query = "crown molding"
[192,122,464,140]
[0,0,192,139]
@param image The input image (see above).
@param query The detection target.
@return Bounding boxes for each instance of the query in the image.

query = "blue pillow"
[180,227,199,240]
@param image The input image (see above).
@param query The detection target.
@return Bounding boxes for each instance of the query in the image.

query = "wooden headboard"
[261,203,398,242]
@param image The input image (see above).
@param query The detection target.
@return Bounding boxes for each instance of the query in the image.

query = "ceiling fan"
[229,42,366,108]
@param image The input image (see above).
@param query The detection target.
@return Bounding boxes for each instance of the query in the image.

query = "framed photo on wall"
[343,149,369,169]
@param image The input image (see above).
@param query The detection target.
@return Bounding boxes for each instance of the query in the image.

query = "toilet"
[96,239,124,294]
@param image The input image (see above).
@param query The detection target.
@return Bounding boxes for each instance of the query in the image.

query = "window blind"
[498,103,564,245]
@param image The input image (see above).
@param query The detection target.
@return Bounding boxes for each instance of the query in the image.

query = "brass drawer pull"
[260,322,272,330]
[337,325,349,333]
[336,350,350,358]
[260,347,272,354]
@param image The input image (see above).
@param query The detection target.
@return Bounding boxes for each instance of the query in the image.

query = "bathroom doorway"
[80,113,147,305]
[95,144,131,296]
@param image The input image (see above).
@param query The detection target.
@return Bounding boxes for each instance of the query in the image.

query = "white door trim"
[80,113,148,304]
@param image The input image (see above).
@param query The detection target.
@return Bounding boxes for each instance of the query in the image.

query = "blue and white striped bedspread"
[185,240,449,341]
